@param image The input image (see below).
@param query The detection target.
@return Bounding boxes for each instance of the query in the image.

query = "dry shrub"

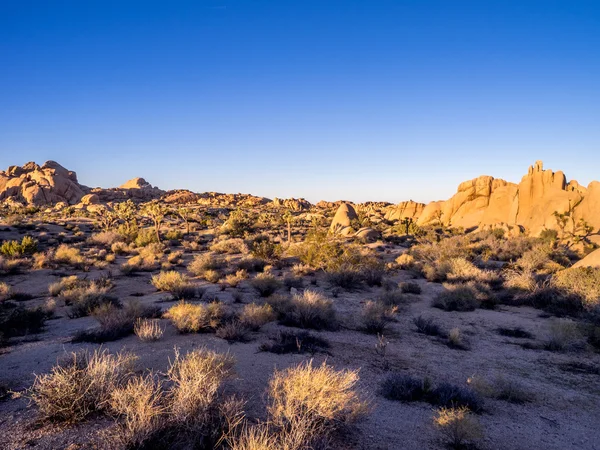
[239,303,276,331]
[432,283,481,312]
[121,243,164,273]
[269,289,337,330]
[447,327,470,350]
[434,406,482,449]
[413,316,445,336]
[165,301,226,333]
[260,330,329,354]
[53,244,86,267]
[399,281,421,294]
[553,267,600,311]
[361,300,397,334]
[59,278,119,318]
[110,373,165,447]
[230,425,277,450]
[251,272,282,297]
[395,253,415,269]
[134,318,165,342]
[188,253,225,277]
[224,269,248,287]
[545,318,585,351]
[210,238,249,255]
[216,321,251,343]
[504,269,537,292]
[29,349,136,423]
[151,270,196,299]
[167,347,235,425]
[89,231,123,247]
[204,269,222,283]
[268,360,367,445]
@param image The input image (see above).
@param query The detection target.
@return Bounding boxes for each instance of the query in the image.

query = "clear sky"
[1,1,599,203]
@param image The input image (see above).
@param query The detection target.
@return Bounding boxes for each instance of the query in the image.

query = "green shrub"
[0,236,38,258]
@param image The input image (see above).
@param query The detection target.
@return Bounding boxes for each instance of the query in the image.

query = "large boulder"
[330,202,359,234]
[572,248,600,269]
[0,160,85,206]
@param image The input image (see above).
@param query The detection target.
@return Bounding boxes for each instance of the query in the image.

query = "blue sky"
[1,1,599,203]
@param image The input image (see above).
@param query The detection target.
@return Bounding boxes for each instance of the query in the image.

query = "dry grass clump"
[432,282,488,312]
[434,406,483,449]
[109,348,240,449]
[503,269,537,292]
[109,373,165,447]
[399,281,422,294]
[58,278,119,318]
[73,300,161,343]
[251,272,282,297]
[28,349,136,422]
[239,303,276,331]
[89,231,123,247]
[224,269,249,287]
[553,267,600,311]
[413,315,445,336]
[188,253,225,277]
[266,360,367,447]
[121,243,164,273]
[216,321,251,343]
[210,238,249,255]
[237,256,268,273]
[361,300,397,334]
[134,318,165,342]
[151,270,196,299]
[53,244,87,267]
[468,375,534,404]
[447,327,470,350]
[165,301,226,333]
[269,289,337,330]
[545,318,586,351]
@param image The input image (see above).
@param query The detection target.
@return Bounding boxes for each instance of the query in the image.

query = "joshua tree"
[113,200,138,235]
[176,206,195,235]
[94,206,118,232]
[282,209,294,245]
[142,201,169,242]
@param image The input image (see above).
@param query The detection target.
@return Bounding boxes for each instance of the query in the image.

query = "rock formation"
[0,161,85,206]
[271,197,312,211]
[384,201,426,221]
[330,202,359,235]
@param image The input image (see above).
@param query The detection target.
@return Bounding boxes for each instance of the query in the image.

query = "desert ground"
[1,161,600,450]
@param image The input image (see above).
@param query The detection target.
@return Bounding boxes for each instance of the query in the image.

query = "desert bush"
[29,349,136,422]
[73,300,161,343]
[221,209,254,238]
[53,244,86,267]
[447,327,470,350]
[134,318,165,342]
[380,375,482,411]
[0,235,37,258]
[399,281,422,294]
[249,236,282,260]
[237,256,268,273]
[188,253,225,276]
[203,269,222,283]
[434,406,482,449]
[545,318,585,351]
[224,269,249,287]
[251,272,282,297]
[210,238,249,255]
[361,300,396,334]
[432,283,480,312]
[165,301,226,333]
[59,279,119,318]
[0,304,48,339]
[229,425,277,450]
[164,229,183,241]
[216,321,251,343]
[395,253,415,269]
[503,269,537,292]
[166,347,235,424]
[270,289,337,330]
[268,361,366,440]
[325,267,363,290]
[553,267,600,311]
[48,275,80,297]
[110,373,165,448]
[89,231,123,247]
[135,227,158,247]
[239,303,276,331]
[413,316,445,336]
[516,245,552,272]
[260,330,329,354]
[151,271,196,299]
[379,374,432,402]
